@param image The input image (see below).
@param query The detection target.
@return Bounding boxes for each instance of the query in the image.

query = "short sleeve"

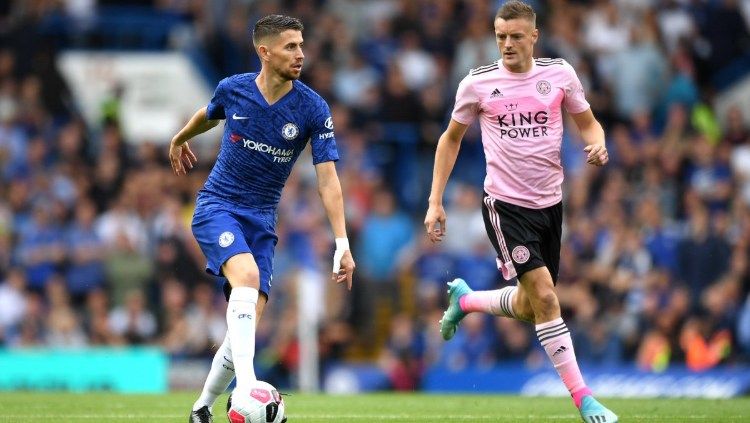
[206,78,229,120]
[451,74,480,125]
[562,62,590,114]
[309,99,339,164]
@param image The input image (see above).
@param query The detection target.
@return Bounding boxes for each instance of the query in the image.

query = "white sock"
[227,286,258,391]
[460,286,517,319]
[193,335,235,411]
[489,285,517,318]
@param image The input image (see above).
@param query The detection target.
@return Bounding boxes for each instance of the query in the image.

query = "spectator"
[16,201,66,292]
[677,206,732,307]
[45,275,87,348]
[13,292,46,347]
[723,104,749,146]
[84,288,123,346]
[393,30,437,91]
[158,278,190,355]
[183,282,226,357]
[684,135,733,212]
[0,267,26,342]
[610,27,668,119]
[109,289,157,344]
[380,313,424,390]
[65,199,106,302]
[354,188,413,343]
[333,53,380,108]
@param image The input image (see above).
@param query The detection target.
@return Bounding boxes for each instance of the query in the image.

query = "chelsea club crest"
[282,123,299,140]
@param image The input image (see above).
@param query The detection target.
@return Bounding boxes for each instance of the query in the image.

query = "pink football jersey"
[451,58,590,209]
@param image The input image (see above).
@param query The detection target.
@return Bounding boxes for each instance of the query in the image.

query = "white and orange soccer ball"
[227,381,286,423]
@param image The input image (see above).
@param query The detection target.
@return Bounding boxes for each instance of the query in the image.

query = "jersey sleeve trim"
[470,61,500,76]
[534,58,565,67]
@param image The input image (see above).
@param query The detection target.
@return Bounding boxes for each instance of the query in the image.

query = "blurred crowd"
[1,0,750,391]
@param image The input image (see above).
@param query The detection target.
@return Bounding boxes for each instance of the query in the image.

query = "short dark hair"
[252,14,304,46]
[495,0,536,26]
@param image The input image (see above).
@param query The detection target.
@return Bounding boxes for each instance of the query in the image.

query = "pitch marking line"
[0,414,743,420]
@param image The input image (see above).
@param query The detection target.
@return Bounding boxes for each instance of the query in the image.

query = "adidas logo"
[490,88,503,98]
[552,345,568,356]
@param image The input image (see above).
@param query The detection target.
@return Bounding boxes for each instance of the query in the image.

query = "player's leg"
[520,267,616,422]
[520,267,586,396]
[189,255,262,423]
[222,208,277,394]
[440,277,533,339]
[521,204,617,422]
[443,197,567,325]
[222,252,262,390]
[450,278,536,321]
[256,293,268,320]
[508,283,534,321]
[440,196,535,339]
[191,295,268,418]
[189,205,264,422]
[191,335,233,422]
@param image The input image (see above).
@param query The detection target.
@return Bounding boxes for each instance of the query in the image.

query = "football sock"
[459,286,517,318]
[227,286,259,391]
[536,317,591,408]
[193,335,235,411]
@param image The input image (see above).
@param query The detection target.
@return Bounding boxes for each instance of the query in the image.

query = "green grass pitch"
[0,392,748,422]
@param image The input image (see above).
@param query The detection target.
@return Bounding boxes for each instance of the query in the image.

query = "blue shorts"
[191,198,278,298]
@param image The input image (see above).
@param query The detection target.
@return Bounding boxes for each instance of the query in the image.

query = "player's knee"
[533,289,558,311]
[224,266,260,288]
[223,254,261,288]
[230,269,260,288]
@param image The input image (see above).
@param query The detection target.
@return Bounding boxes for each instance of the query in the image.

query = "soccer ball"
[227,381,286,423]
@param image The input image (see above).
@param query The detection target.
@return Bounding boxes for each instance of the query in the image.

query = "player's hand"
[332,249,355,290]
[424,204,447,243]
[584,143,608,166]
[169,140,197,175]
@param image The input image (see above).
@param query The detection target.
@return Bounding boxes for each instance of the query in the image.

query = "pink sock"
[459,286,517,318]
[536,317,591,408]
[572,387,593,409]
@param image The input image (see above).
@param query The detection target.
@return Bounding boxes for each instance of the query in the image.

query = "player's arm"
[314,161,355,289]
[172,106,221,145]
[169,107,221,175]
[425,119,469,243]
[570,108,608,167]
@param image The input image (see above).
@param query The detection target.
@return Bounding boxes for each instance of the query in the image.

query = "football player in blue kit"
[169,15,355,423]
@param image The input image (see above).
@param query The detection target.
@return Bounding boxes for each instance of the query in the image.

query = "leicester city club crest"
[536,80,551,95]
[282,123,299,140]
[512,245,530,264]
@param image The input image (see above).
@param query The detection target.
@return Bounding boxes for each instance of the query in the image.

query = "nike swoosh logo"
[232,113,250,120]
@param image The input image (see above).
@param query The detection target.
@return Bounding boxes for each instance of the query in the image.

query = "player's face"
[266,30,305,81]
[494,17,538,73]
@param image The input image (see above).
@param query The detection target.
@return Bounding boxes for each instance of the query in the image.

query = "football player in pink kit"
[424,1,618,422]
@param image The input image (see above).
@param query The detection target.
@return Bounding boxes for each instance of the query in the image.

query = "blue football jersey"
[199,73,339,208]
